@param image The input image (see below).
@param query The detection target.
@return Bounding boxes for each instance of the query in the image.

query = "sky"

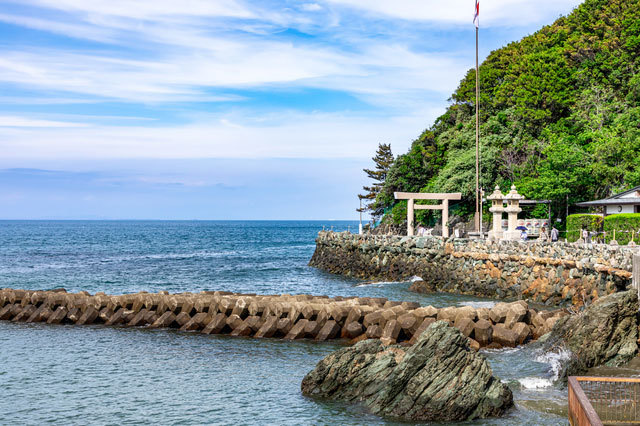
[0,0,584,220]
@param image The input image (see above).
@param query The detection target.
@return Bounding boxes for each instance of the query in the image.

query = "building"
[575,186,640,215]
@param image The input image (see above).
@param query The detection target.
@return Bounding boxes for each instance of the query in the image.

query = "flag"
[473,0,479,28]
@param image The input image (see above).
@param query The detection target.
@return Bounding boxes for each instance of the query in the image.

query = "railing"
[569,376,640,425]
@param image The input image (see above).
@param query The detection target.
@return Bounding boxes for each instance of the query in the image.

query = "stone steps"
[0,288,567,349]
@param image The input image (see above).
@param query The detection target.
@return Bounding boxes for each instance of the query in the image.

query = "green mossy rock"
[545,290,638,378]
[301,321,513,422]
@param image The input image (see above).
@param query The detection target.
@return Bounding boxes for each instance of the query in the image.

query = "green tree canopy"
[377,0,640,224]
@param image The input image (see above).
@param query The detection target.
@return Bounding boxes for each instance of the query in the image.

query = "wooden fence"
[569,376,640,425]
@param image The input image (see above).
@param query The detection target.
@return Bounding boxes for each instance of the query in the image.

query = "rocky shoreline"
[310,231,635,307]
[302,290,639,421]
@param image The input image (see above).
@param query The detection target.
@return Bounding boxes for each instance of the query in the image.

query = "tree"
[358,143,394,219]
[381,0,640,222]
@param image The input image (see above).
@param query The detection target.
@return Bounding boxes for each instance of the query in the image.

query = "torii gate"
[394,192,462,238]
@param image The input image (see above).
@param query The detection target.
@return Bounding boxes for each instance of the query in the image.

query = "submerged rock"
[544,290,638,378]
[408,279,436,293]
[301,321,513,422]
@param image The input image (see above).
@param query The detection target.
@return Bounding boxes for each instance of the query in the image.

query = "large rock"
[408,279,436,293]
[544,290,638,378]
[301,321,513,422]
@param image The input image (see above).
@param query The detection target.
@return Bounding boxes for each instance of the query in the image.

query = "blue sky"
[0,0,583,219]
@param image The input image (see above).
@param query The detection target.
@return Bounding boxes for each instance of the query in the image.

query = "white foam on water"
[535,348,573,381]
[457,301,496,309]
[110,250,240,262]
[513,349,572,392]
[355,281,401,288]
[481,346,522,355]
[518,377,554,390]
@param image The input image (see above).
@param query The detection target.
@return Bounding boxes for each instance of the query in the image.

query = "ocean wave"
[518,377,554,390]
[1,263,83,273]
[355,281,403,287]
[111,251,240,262]
[535,348,572,381]
[481,346,523,355]
[457,301,496,309]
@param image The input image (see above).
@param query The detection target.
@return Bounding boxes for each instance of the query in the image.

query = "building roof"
[575,185,640,207]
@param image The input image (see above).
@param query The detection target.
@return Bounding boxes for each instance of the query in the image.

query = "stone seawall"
[309,231,636,307]
[0,288,564,349]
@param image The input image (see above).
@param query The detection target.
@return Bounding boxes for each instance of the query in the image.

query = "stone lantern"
[487,185,505,241]
[503,185,524,240]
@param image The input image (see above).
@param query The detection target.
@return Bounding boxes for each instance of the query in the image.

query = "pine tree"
[358,143,394,218]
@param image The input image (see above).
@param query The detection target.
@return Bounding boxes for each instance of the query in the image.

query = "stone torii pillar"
[394,192,463,238]
[487,185,505,241]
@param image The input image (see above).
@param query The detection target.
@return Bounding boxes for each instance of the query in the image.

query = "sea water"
[0,221,567,424]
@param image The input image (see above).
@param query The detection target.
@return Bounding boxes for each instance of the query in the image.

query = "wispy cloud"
[13,0,255,20]
[0,0,584,162]
[0,108,443,159]
[0,116,88,128]
[325,0,583,27]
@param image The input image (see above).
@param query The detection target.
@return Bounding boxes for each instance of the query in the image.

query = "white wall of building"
[606,204,635,215]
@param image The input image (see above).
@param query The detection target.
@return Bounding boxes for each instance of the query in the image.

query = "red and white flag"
[473,0,479,28]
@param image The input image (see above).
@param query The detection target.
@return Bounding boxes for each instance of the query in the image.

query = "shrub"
[390,201,407,225]
[566,214,603,242]
[603,213,640,245]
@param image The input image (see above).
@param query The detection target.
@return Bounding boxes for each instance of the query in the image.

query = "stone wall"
[309,231,636,307]
[0,288,562,349]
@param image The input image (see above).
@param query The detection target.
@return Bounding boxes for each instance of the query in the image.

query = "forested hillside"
[377,0,640,225]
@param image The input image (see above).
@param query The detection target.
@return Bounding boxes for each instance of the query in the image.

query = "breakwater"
[0,288,564,349]
[309,231,636,307]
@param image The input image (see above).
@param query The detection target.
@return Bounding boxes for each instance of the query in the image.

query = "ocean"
[0,221,567,424]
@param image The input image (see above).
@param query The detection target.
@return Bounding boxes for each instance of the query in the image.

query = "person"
[551,226,559,242]
[539,226,548,241]
[520,229,528,241]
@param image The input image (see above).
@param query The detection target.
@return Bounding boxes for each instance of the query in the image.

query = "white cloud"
[0,108,444,160]
[0,40,466,105]
[0,116,88,128]
[301,3,323,12]
[0,13,118,42]
[0,0,585,163]
[0,44,352,102]
[14,0,255,20]
[0,0,583,107]
[325,0,583,27]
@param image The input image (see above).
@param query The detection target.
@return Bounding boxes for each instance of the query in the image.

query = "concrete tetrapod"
[0,288,564,349]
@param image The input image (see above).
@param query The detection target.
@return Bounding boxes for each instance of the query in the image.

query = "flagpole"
[475,25,480,233]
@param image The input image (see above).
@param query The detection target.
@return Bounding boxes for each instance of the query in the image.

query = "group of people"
[520,226,560,242]
[416,225,431,236]
[414,223,561,242]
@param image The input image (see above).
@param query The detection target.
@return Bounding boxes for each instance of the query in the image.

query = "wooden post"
[633,255,640,300]
[442,199,449,238]
[407,199,414,236]
[474,26,480,233]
